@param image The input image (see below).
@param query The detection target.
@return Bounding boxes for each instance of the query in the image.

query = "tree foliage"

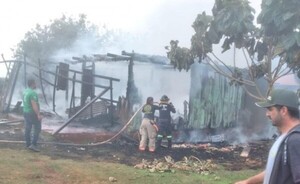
[14,14,116,63]
[166,0,300,99]
[257,0,300,76]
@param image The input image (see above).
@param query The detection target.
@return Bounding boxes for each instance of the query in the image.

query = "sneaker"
[28,145,40,152]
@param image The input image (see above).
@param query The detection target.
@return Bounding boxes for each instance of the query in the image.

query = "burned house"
[0,51,284,145]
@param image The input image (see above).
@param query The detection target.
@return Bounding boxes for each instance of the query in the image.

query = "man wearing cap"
[235,89,300,184]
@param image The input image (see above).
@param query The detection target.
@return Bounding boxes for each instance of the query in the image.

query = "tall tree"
[14,14,117,63]
[166,0,300,99]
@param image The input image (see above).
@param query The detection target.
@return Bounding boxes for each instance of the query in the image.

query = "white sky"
[0,0,261,77]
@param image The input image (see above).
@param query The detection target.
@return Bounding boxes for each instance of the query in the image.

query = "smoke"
[225,124,277,145]
[51,30,132,61]
[90,61,190,116]
[46,27,191,118]
[8,20,282,143]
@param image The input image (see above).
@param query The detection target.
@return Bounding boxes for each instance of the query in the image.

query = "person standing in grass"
[23,78,42,152]
[235,89,300,184]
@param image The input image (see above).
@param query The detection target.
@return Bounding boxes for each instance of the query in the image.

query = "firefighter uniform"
[139,98,160,152]
[156,95,176,149]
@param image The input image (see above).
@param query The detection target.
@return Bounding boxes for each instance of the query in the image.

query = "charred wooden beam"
[33,70,110,89]
[2,62,22,112]
[52,87,110,135]
[99,97,118,104]
[59,68,120,82]
[107,53,131,61]
[122,50,168,64]
[1,54,9,71]
[0,119,23,125]
[121,50,134,57]
[93,54,112,61]
[72,55,94,62]
[38,59,49,105]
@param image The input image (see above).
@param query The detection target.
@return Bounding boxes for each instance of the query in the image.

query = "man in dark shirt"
[235,89,300,184]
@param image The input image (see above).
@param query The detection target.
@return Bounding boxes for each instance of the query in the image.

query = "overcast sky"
[0,0,261,77]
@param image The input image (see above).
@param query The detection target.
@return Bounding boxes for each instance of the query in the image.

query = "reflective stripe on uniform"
[149,148,155,152]
[157,134,163,138]
[167,135,172,139]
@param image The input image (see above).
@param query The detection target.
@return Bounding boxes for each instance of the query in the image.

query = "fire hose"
[0,105,143,147]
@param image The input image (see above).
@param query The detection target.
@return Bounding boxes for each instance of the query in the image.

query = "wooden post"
[53,66,58,112]
[38,59,49,105]
[5,62,21,112]
[53,87,110,135]
[24,56,27,87]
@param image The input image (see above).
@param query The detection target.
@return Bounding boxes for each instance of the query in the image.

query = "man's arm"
[31,100,42,121]
[288,134,300,183]
[169,103,176,113]
[234,171,265,184]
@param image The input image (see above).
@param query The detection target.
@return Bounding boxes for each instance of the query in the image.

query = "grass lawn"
[0,148,260,184]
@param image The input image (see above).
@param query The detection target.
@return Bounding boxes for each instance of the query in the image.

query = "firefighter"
[156,95,176,149]
[139,97,160,152]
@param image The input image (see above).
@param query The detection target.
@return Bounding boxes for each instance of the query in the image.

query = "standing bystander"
[235,89,300,184]
[23,78,42,152]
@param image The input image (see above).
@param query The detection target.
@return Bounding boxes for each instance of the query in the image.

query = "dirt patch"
[42,140,268,171]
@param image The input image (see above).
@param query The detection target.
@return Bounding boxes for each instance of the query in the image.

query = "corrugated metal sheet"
[189,64,245,129]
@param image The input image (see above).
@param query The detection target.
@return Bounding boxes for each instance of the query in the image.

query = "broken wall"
[188,63,245,129]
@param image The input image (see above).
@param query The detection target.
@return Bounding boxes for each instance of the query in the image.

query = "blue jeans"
[23,112,41,147]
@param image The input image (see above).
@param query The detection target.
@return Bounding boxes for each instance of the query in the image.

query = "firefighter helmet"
[160,95,169,102]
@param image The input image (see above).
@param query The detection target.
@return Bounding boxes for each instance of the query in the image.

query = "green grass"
[0,148,261,184]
